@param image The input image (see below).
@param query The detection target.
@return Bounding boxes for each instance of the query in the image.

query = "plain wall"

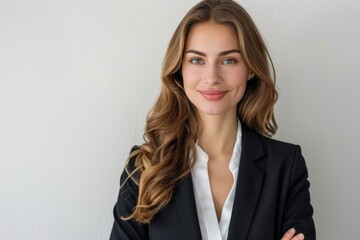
[1,0,359,239]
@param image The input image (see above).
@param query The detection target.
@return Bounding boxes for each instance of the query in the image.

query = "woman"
[110,0,315,239]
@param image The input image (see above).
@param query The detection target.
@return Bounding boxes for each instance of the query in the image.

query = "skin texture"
[182,22,253,119]
[181,22,305,240]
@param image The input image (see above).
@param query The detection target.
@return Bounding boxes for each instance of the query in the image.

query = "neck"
[198,113,238,158]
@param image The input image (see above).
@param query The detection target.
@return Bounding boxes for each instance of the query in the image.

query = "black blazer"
[110,125,315,240]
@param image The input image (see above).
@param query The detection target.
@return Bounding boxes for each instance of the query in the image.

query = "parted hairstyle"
[122,0,278,223]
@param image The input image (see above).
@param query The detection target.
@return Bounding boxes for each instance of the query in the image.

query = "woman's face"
[181,22,253,119]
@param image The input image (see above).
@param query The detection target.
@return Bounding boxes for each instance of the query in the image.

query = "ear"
[247,71,255,81]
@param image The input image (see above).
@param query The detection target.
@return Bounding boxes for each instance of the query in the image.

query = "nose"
[204,63,222,84]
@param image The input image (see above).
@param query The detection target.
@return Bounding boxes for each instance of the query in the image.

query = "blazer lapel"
[174,174,202,240]
[228,126,265,240]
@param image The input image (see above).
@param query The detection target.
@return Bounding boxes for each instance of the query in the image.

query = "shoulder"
[118,145,141,203]
[242,125,304,170]
[122,145,140,179]
[261,134,301,158]
[262,136,305,173]
[243,125,300,155]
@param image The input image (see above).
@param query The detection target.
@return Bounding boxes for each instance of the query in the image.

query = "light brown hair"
[123,0,277,223]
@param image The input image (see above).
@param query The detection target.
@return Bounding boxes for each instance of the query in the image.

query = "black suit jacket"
[110,126,315,239]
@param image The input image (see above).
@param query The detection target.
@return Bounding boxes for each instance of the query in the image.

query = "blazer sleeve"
[281,145,316,239]
[109,147,148,240]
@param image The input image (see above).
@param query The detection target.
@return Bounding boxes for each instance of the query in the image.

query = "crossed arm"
[110,145,315,239]
[281,228,305,240]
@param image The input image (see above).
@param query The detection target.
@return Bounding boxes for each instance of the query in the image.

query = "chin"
[197,108,230,116]
[195,104,238,118]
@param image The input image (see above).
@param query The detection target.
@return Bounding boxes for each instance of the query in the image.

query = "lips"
[199,90,228,101]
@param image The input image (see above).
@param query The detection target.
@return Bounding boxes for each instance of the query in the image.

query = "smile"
[199,90,228,101]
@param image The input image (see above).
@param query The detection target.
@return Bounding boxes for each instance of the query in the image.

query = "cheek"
[227,69,248,84]
[182,67,200,90]
[227,71,249,99]
[183,80,196,101]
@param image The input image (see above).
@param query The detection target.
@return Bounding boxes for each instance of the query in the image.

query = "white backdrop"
[1,0,359,239]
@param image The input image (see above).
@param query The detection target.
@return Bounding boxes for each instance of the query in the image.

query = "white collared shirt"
[191,121,242,240]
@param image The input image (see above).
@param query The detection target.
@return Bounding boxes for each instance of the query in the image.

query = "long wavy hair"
[122,0,278,223]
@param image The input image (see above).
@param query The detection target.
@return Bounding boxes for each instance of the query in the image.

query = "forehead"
[185,22,239,52]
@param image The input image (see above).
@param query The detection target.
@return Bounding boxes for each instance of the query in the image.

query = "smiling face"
[181,22,254,120]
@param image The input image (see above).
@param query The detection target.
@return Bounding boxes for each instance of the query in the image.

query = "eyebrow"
[184,49,241,56]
